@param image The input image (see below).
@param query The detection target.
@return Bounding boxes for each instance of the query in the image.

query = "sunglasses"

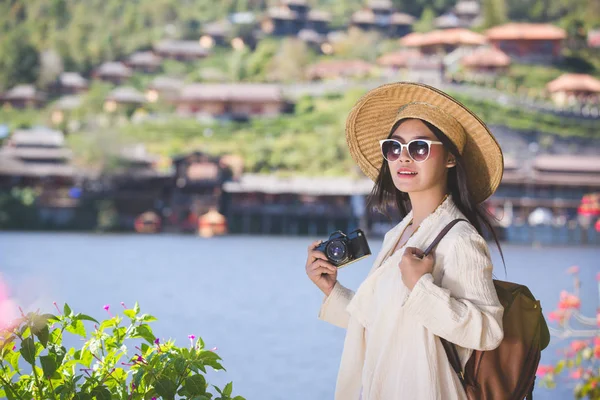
[379,139,443,163]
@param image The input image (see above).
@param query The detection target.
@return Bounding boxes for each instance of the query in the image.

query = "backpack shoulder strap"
[423,218,469,257]
[424,218,469,387]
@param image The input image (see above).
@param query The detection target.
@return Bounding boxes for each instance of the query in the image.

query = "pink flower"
[594,337,600,347]
[103,304,110,311]
[0,276,18,330]
[536,365,554,377]
[570,340,587,353]
[558,292,580,310]
[569,368,582,380]
[566,265,580,274]
[594,345,600,359]
[210,347,218,352]
[137,355,143,362]
[154,338,160,345]
[596,272,600,281]
[120,302,127,309]
[188,334,196,340]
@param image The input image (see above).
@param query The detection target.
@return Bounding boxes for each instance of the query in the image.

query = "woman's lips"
[397,170,418,178]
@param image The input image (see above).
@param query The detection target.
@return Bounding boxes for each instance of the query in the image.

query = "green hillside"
[1,0,599,91]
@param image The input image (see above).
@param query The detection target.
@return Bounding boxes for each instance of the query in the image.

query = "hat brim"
[345,82,503,204]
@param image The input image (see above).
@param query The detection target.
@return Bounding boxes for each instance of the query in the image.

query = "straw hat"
[346,82,503,203]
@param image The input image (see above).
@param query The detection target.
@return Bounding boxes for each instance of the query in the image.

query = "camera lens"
[326,239,347,263]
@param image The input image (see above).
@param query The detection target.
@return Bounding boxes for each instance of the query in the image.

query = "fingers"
[308,240,323,251]
[308,259,337,274]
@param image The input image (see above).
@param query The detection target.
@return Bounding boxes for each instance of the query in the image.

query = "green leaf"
[133,302,140,316]
[79,349,93,368]
[20,337,36,365]
[123,309,136,319]
[223,382,233,397]
[40,354,58,377]
[140,314,157,323]
[73,393,92,400]
[77,314,99,324]
[554,360,565,374]
[64,304,72,317]
[8,350,20,370]
[34,325,50,348]
[132,324,155,344]
[155,378,177,400]
[66,319,87,338]
[91,385,111,400]
[184,375,207,396]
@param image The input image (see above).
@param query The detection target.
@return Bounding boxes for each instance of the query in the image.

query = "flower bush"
[0,302,245,400]
[537,268,600,399]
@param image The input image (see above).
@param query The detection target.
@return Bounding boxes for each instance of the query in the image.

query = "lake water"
[1,232,598,400]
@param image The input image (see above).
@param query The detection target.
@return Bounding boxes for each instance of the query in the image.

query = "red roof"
[400,28,486,47]
[486,23,566,41]
[462,47,511,68]
[546,73,600,93]
[377,50,421,67]
[306,60,374,78]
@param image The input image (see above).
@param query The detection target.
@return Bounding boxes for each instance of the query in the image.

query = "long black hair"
[367,118,505,269]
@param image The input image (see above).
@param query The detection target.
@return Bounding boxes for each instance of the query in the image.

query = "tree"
[414,7,436,33]
[0,28,40,91]
[482,0,507,28]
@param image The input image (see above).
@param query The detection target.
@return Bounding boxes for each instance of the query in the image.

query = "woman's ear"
[446,155,456,168]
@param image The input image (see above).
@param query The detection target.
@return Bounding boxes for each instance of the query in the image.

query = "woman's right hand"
[305,240,338,296]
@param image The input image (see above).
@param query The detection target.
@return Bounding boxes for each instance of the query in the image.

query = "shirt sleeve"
[401,232,504,351]
[318,280,355,329]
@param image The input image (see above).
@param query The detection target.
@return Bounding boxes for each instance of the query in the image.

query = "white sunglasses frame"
[379,139,444,163]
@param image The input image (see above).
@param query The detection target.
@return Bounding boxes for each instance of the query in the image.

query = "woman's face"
[386,118,451,195]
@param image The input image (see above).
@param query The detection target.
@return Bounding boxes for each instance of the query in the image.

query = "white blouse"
[318,195,504,400]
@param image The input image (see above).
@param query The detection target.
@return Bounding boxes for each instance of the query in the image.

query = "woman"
[305,83,505,399]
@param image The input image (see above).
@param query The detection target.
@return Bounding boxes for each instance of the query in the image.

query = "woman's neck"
[408,187,448,228]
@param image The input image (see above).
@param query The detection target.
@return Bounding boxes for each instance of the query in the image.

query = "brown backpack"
[423,219,551,400]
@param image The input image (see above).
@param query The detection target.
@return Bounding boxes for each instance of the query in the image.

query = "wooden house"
[485,23,566,64]
[94,62,132,85]
[153,40,209,61]
[546,73,600,105]
[1,85,46,109]
[127,51,163,73]
[175,83,286,119]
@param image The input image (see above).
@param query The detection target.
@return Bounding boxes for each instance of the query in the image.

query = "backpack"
[423,219,551,400]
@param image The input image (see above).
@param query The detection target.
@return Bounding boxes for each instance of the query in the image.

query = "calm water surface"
[1,232,598,400]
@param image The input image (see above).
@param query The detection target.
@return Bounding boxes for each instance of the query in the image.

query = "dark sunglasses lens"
[408,140,430,162]
[382,140,401,161]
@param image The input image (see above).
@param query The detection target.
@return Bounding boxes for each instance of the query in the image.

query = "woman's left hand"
[399,247,434,290]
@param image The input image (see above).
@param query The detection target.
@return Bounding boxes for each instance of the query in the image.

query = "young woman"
[305,83,505,400]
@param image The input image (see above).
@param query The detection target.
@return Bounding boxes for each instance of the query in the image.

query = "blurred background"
[0,0,599,398]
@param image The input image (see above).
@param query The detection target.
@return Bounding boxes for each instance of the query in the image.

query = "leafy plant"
[0,302,244,400]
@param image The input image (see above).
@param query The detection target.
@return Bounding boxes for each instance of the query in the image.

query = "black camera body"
[315,229,371,268]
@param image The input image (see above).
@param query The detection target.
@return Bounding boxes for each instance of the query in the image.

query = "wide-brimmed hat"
[345,82,503,203]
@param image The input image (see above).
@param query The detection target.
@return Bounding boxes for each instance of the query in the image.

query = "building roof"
[546,73,600,94]
[351,9,375,24]
[281,0,308,6]
[400,28,486,47]
[298,29,325,43]
[0,158,76,178]
[96,62,132,78]
[9,127,64,147]
[106,87,147,104]
[434,13,460,29]
[307,9,332,21]
[306,59,374,78]
[0,147,72,161]
[59,72,88,88]
[179,83,283,102]
[533,155,600,173]
[368,0,394,10]
[127,51,162,67]
[223,174,374,195]
[377,50,421,67]
[2,85,45,101]
[462,47,511,67]
[266,6,298,20]
[531,171,600,187]
[203,19,232,37]
[148,76,185,92]
[153,40,209,57]
[486,23,566,41]
[391,12,415,25]
[454,0,480,16]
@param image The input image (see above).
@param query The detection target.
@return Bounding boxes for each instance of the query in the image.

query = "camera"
[315,229,371,268]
